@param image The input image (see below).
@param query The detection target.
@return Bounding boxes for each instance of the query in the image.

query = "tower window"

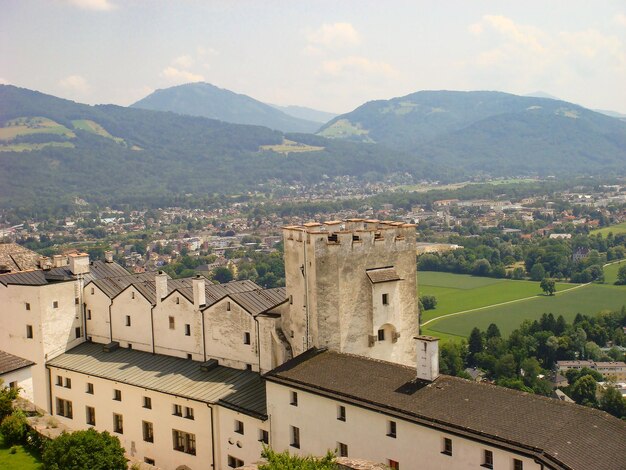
[125,315,131,326]
[26,325,33,339]
[185,324,191,336]
[382,293,389,305]
[234,420,244,434]
[53,301,59,308]
[169,316,175,329]
[378,329,385,341]
[244,332,251,345]
[25,302,31,310]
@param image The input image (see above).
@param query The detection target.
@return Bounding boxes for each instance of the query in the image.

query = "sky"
[2,0,626,114]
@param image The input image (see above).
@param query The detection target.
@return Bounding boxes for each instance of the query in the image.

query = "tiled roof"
[0,350,34,375]
[366,267,401,284]
[265,349,626,470]
[47,342,267,419]
[0,260,129,287]
[229,287,287,316]
[0,243,40,272]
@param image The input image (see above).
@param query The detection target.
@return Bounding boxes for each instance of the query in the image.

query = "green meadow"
[591,221,626,237]
[0,432,42,469]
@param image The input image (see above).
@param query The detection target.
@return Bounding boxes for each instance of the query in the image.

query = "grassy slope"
[591,221,626,237]
[0,433,42,469]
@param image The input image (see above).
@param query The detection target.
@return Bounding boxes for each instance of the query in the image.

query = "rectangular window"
[244,332,251,345]
[56,376,62,386]
[91,287,95,295]
[127,343,132,349]
[64,377,72,389]
[113,389,121,401]
[259,429,269,445]
[143,421,154,443]
[228,456,244,468]
[185,406,194,420]
[187,353,193,360]
[290,425,300,449]
[185,324,191,336]
[388,460,399,470]
[113,413,123,433]
[382,293,389,305]
[53,301,59,308]
[75,297,79,305]
[513,459,523,470]
[442,437,452,456]
[387,420,397,438]
[338,442,348,457]
[226,301,231,311]
[173,404,182,416]
[56,398,73,419]
[337,405,346,421]
[378,329,385,341]
[86,383,94,394]
[25,302,31,310]
[482,450,493,469]
[143,396,152,409]
[131,291,135,299]
[169,316,175,329]
[144,458,155,465]
[125,315,131,326]
[26,325,33,339]
[234,420,244,434]
[86,406,96,426]
[87,309,92,320]
[290,391,298,406]
[173,429,196,455]
[75,327,81,338]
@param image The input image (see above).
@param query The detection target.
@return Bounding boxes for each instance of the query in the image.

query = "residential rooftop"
[265,348,626,470]
[0,350,34,375]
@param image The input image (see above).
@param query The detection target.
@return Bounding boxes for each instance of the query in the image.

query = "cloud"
[160,67,204,84]
[307,22,361,49]
[173,55,194,69]
[321,56,399,79]
[64,0,116,11]
[614,13,626,27]
[59,74,91,94]
[480,15,546,53]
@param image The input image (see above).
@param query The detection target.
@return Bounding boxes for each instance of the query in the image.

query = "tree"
[42,429,127,470]
[259,446,336,469]
[599,385,626,419]
[0,380,18,420]
[570,375,598,407]
[0,410,28,445]
[615,264,626,285]
[530,263,545,281]
[486,323,501,340]
[495,354,517,379]
[540,278,556,296]
[467,327,484,366]
[212,267,233,284]
[439,342,466,376]
[419,295,437,310]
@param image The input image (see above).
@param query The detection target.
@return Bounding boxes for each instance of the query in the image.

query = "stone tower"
[282,219,419,367]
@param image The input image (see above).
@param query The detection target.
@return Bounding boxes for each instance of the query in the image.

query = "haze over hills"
[318,90,626,176]
[269,104,337,124]
[131,82,321,133]
[0,85,427,209]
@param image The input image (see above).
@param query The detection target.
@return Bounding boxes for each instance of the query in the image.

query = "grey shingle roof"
[0,350,34,375]
[47,342,266,419]
[265,349,626,470]
[0,243,41,272]
[229,287,287,316]
[366,267,401,284]
[0,260,129,287]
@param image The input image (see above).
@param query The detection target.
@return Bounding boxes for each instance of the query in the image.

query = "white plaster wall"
[111,287,153,352]
[48,366,213,470]
[266,382,541,470]
[39,282,84,360]
[153,294,203,359]
[84,284,113,344]
[0,366,34,402]
[215,406,269,469]
[204,298,257,370]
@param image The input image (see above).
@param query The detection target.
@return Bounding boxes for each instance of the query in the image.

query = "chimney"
[69,253,90,275]
[192,275,206,308]
[104,251,114,263]
[39,257,52,270]
[52,254,65,268]
[415,335,439,382]
[155,271,168,304]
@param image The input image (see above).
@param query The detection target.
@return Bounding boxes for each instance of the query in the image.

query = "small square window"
[64,377,72,389]
[86,406,96,425]
[290,425,300,449]
[388,460,399,470]
[338,442,348,457]
[75,297,79,305]
[387,420,397,438]
[246,364,252,371]
[173,404,182,416]
[185,324,191,336]
[143,396,152,409]
[185,407,194,420]
[378,329,385,341]
[290,391,298,406]
[75,327,81,339]
[169,316,175,329]
[56,376,62,386]
[127,343,132,349]
[125,315,131,326]
[382,293,388,305]
[513,459,523,470]
[113,389,122,401]
[234,420,244,434]
[228,456,244,468]
[259,429,269,445]
[442,437,452,456]
[187,353,193,360]
[86,383,94,394]
[26,325,33,339]
[337,405,346,421]
[244,332,251,345]
[25,302,31,311]
[482,450,493,469]
[53,301,59,308]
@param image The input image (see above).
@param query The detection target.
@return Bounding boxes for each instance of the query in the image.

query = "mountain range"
[131,83,322,133]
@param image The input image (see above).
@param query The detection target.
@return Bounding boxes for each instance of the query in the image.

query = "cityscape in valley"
[1,2,626,470]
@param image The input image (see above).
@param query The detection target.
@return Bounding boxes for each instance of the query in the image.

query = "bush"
[1,410,28,445]
[42,428,127,470]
